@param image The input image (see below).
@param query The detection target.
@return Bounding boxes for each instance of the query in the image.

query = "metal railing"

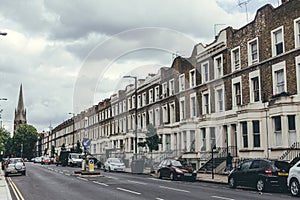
[279,142,300,161]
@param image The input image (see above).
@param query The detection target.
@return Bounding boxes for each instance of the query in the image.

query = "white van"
[68,153,83,167]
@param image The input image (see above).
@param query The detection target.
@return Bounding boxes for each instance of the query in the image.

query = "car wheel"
[170,172,176,181]
[256,179,265,192]
[157,171,162,179]
[22,171,26,176]
[108,167,111,172]
[290,179,300,197]
[229,177,236,188]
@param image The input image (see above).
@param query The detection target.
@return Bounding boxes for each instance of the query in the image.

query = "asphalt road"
[7,162,294,200]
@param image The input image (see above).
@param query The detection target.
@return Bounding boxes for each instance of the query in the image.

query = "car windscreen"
[273,161,291,171]
[71,154,81,159]
[171,160,182,167]
[109,158,121,163]
[10,159,22,164]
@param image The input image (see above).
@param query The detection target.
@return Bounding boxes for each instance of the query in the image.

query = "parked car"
[41,157,51,165]
[4,158,26,177]
[34,157,42,163]
[1,158,9,170]
[104,158,125,172]
[228,159,291,192]
[287,160,300,196]
[68,153,83,167]
[157,159,197,181]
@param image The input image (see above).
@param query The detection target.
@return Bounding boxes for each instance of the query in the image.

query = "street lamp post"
[123,75,138,157]
[68,112,75,151]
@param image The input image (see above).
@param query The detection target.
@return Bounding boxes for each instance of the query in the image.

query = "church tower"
[14,84,27,131]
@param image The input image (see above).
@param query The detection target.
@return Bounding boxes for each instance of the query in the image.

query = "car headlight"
[175,168,183,173]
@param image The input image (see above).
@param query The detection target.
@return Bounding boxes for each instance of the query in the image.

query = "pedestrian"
[226,153,233,172]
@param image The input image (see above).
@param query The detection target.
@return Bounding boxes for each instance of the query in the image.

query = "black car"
[157,159,196,181]
[228,159,291,192]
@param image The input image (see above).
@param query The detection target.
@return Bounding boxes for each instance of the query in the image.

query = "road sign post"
[89,159,94,172]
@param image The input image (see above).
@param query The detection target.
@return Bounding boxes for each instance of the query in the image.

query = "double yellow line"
[7,177,25,200]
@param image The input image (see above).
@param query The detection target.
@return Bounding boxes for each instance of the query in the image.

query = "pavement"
[124,167,228,185]
[0,169,12,200]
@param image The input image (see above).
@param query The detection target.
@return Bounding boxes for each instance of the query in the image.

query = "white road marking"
[77,177,88,181]
[106,176,118,180]
[117,187,141,195]
[93,181,109,187]
[156,198,164,200]
[65,173,71,176]
[211,196,235,200]
[148,177,171,183]
[159,185,190,193]
[128,180,147,185]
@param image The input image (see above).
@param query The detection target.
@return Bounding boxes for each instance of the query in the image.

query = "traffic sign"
[82,138,91,148]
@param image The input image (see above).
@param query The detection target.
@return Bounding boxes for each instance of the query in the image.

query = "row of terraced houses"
[38,0,300,172]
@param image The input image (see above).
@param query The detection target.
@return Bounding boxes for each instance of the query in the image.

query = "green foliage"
[0,128,11,156]
[11,124,38,159]
[75,140,82,153]
[145,124,161,152]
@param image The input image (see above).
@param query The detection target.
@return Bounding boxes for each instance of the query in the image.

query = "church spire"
[17,84,25,113]
[14,84,27,132]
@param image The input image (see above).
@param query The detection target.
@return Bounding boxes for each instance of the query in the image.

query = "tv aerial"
[238,0,252,23]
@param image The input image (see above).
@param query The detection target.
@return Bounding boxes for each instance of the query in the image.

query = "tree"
[144,124,161,153]
[12,124,38,159]
[75,140,82,153]
[0,128,11,158]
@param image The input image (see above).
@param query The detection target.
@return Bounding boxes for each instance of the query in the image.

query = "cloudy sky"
[0,0,279,133]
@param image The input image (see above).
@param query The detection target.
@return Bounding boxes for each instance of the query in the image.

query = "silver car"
[104,158,125,172]
[288,160,300,196]
[4,158,26,177]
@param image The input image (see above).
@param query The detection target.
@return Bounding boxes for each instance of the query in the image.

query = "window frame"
[249,70,261,103]
[215,85,224,112]
[271,26,285,56]
[179,74,185,92]
[189,69,196,88]
[190,93,197,118]
[272,61,287,95]
[214,54,223,79]
[231,46,241,71]
[232,76,242,107]
[201,61,209,83]
[295,17,300,48]
[202,90,210,115]
[248,37,259,65]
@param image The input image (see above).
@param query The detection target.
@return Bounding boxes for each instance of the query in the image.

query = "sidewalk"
[0,169,12,200]
[125,167,228,185]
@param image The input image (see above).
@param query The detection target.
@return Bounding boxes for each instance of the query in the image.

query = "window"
[271,26,284,56]
[274,116,282,146]
[215,87,224,112]
[202,92,209,115]
[234,82,241,106]
[142,92,146,106]
[210,127,215,149]
[201,128,206,151]
[169,103,175,124]
[231,47,240,71]
[272,61,286,95]
[253,120,260,148]
[162,104,169,123]
[148,110,153,125]
[294,17,300,48]
[190,130,195,152]
[149,89,153,104]
[132,96,136,109]
[288,115,296,146]
[123,100,126,112]
[166,134,171,151]
[189,69,196,88]
[250,75,260,102]
[137,95,141,108]
[155,86,160,101]
[214,55,223,79]
[179,74,185,92]
[180,97,185,120]
[169,79,175,95]
[183,131,187,151]
[190,94,196,117]
[296,56,300,94]
[162,82,168,97]
[241,122,248,148]
[155,108,160,126]
[248,38,259,65]
[201,62,209,83]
